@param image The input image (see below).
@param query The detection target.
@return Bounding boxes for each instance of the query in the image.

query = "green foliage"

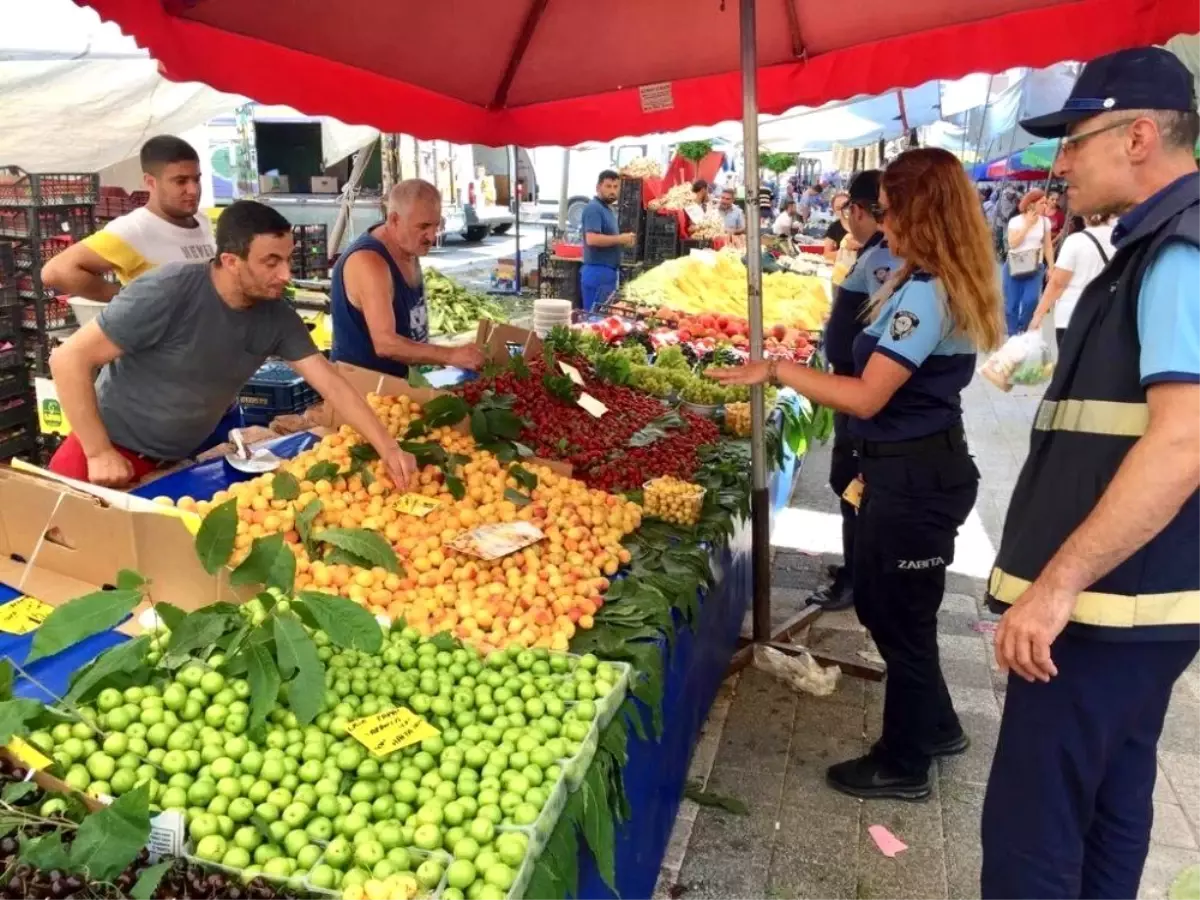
[26,589,143,663]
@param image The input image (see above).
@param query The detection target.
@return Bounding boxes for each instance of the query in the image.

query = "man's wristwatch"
[767,359,780,385]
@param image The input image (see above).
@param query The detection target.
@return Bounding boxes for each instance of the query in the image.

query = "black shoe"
[927,731,971,758]
[807,573,854,611]
[826,753,932,801]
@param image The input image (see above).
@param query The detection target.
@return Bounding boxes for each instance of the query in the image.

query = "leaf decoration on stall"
[25,588,145,664]
[193,497,239,574]
[313,528,399,573]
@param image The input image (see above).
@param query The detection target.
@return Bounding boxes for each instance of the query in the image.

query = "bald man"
[330,180,485,377]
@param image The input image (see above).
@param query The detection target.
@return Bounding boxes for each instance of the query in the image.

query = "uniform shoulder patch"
[872,265,892,286]
[890,310,920,340]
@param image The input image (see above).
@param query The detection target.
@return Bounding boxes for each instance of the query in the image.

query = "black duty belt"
[856,425,966,459]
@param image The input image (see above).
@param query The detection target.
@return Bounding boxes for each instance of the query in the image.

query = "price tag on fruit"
[393,494,441,517]
[6,737,52,772]
[576,393,608,418]
[0,595,53,635]
[348,707,440,757]
[558,360,586,386]
[147,810,186,860]
[447,521,544,560]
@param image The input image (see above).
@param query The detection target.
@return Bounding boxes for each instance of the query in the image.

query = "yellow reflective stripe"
[989,568,1200,628]
[1033,399,1149,437]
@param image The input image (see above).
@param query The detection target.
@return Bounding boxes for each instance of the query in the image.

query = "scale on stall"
[223,428,282,474]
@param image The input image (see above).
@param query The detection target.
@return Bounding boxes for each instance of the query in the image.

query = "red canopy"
[77,0,1194,146]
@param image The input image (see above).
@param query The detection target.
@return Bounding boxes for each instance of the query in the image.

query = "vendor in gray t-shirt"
[47,200,417,489]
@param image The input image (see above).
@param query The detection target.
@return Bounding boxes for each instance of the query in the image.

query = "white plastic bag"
[979,332,1055,392]
[752,645,841,697]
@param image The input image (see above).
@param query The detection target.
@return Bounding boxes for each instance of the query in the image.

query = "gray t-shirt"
[95,261,317,460]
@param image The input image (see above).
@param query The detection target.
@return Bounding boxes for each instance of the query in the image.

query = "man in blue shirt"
[579,170,635,311]
[983,48,1199,900]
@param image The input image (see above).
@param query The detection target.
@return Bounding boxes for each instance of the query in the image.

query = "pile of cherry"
[462,356,721,493]
[0,757,286,900]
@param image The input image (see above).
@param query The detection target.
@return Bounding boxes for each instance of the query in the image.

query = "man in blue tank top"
[330,180,485,378]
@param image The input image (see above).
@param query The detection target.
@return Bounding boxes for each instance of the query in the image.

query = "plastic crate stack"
[536,251,582,306]
[0,242,36,461]
[96,187,149,225]
[291,224,330,280]
[643,211,682,266]
[238,359,319,427]
[0,169,97,377]
[617,178,646,264]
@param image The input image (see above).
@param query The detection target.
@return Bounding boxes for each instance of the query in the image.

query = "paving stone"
[940,593,980,617]
[1152,802,1198,850]
[940,781,985,900]
[1155,761,1177,804]
[937,633,988,663]
[675,804,775,899]
[855,846,948,900]
[1159,751,1200,835]
[937,610,982,637]
[705,762,787,816]
[939,654,996,691]
[1138,843,1200,900]
[1158,694,1200,755]
[937,712,1001,787]
[947,684,1001,719]
[791,699,865,751]
[767,852,859,899]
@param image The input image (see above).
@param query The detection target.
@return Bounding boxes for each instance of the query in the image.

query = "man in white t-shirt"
[42,135,216,298]
[772,199,799,237]
[1028,213,1117,347]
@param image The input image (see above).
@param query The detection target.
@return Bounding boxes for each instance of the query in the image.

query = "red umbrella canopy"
[79,0,1195,146]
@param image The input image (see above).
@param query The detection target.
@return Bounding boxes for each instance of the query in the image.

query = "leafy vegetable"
[26,589,143,663]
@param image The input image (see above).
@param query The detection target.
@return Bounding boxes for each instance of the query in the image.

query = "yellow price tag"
[7,737,52,772]
[0,595,53,635]
[347,708,440,757]
[393,495,441,518]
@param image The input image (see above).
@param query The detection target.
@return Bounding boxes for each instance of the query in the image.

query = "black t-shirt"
[824,219,847,246]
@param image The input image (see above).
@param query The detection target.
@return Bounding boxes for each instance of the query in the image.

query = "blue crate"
[238,360,318,425]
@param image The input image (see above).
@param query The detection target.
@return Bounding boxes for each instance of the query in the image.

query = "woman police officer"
[710,148,1004,799]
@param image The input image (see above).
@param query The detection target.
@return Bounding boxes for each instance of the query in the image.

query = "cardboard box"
[311,176,338,194]
[0,464,239,625]
[473,321,542,365]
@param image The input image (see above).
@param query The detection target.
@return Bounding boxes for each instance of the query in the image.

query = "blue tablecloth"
[0,414,805,897]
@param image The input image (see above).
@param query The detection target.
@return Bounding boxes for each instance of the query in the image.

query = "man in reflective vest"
[981,48,1199,899]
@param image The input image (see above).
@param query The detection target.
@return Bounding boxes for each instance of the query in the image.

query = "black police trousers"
[853,431,979,777]
[829,414,858,578]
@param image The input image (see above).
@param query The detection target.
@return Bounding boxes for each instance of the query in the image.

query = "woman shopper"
[1028,213,1116,348]
[711,147,1003,800]
[1002,188,1055,334]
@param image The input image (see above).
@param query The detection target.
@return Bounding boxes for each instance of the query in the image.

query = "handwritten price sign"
[0,596,52,635]
[347,708,440,757]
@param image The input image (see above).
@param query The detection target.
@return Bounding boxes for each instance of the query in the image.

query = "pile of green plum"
[23,626,627,900]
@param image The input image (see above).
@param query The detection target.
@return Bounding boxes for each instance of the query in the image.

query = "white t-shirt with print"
[1053,225,1116,328]
[82,207,216,286]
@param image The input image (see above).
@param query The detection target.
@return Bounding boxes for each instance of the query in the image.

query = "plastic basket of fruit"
[642,476,707,526]
[591,659,632,729]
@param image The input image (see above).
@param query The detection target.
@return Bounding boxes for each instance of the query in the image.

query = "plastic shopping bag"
[979,332,1055,392]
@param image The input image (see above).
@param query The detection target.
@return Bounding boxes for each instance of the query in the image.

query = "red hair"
[1018,189,1046,213]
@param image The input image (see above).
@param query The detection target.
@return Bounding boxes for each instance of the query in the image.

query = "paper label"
[348,708,440,757]
[0,595,53,635]
[558,361,585,386]
[576,393,608,418]
[638,82,674,113]
[841,476,865,510]
[393,494,441,517]
[447,521,545,560]
[146,809,186,860]
[7,737,52,771]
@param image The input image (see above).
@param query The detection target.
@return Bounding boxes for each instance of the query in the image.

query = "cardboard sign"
[147,810,186,860]
[558,361,586,386]
[841,476,865,510]
[7,737,52,772]
[393,494,441,518]
[0,595,53,635]
[447,521,544,560]
[348,708,440,757]
[577,393,608,418]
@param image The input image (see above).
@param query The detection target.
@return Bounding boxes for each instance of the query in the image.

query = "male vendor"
[47,200,417,489]
[331,179,484,377]
[579,170,635,311]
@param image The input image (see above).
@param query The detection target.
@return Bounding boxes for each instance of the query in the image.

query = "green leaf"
[421,395,471,428]
[230,534,296,594]
[153,602,185,633]
[313,529,399,573]
[115,569,146,592]
[0,659,12,702]
[406,367,433,388]
[68,783,152,881]
[581,764,617,891]
[65,636,152,704]
[305,461,340,482]
[274,617,325,725]
[271,471,301,501]
[244,640,281,733]
[296,592,383,653]
[469,409,490,445]
[444,475,465,501]
[398,440,447,470]
[194,497,239,575]
[20,830,72,871]
[684,780,749,815]
[503,488,531,508]
[2,781,36,803]
[429,632,460,652]
[164,612,235,666]
[296,498,322,550]
[324,547,376,570]
[508,464,538,493]
[26,589,142,664]
[349,443,380,463]
[130,860,173,900]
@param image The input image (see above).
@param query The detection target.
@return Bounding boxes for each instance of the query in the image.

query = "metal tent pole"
[740,0,771,643]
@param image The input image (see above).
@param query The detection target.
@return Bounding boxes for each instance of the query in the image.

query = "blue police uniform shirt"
[823,232,901,375]
[581,197,620,268]
[848,270,976,442]
[1134,239,1200,388]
